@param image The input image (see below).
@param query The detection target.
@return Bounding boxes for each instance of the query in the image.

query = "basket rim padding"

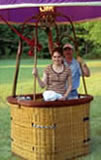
[7,93,93,108]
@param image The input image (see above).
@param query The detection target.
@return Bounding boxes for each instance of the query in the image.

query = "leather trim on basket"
[7,93,93,108]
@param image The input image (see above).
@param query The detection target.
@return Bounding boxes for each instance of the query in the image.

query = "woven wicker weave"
[8,94,93,160]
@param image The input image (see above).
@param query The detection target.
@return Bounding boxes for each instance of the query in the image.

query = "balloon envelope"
[0,0,101,23]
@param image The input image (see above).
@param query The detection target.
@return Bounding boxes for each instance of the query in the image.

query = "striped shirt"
[44,64,71,95]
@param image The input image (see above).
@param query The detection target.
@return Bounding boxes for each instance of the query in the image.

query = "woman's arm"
[63,75,72,100]
[59,75,72,101]
[32,68,47,88]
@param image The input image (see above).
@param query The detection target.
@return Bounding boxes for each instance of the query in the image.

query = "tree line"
[0,20,101,59]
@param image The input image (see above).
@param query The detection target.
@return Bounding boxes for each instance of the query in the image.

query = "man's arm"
[77,56,90,77]
[81,63,90,77]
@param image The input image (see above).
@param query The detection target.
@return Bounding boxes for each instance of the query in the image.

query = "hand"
[59,96,66,101]
[77,56,84,64]
[32,68,38,77]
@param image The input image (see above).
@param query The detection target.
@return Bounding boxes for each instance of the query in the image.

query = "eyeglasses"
[63,47,72,51]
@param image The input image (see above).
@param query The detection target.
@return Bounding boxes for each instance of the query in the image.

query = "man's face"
[63,47,73,60]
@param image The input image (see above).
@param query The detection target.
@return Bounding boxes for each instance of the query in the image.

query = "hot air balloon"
[1,1,100,159]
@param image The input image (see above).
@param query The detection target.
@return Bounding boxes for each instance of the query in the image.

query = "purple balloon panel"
[0,0,101,5]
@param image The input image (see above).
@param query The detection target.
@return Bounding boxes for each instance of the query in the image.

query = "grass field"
[0,58,101,160]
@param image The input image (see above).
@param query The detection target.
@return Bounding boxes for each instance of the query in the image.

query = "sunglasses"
[63,47,72,51]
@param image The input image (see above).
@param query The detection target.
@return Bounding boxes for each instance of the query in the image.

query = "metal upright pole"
[33,23,38,101]
[33,45,37,101]
[12,39,22,97]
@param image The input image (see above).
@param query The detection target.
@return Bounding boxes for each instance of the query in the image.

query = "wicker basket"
[7,94,93,160]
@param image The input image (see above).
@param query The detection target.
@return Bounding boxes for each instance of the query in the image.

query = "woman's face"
[52,51,63,65]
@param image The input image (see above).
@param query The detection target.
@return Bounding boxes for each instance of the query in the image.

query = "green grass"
[0,59,101,160]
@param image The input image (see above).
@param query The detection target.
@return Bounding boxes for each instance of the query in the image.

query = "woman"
[32,47,72,101]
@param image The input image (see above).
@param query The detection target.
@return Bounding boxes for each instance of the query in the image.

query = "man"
[63,43,90,99]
